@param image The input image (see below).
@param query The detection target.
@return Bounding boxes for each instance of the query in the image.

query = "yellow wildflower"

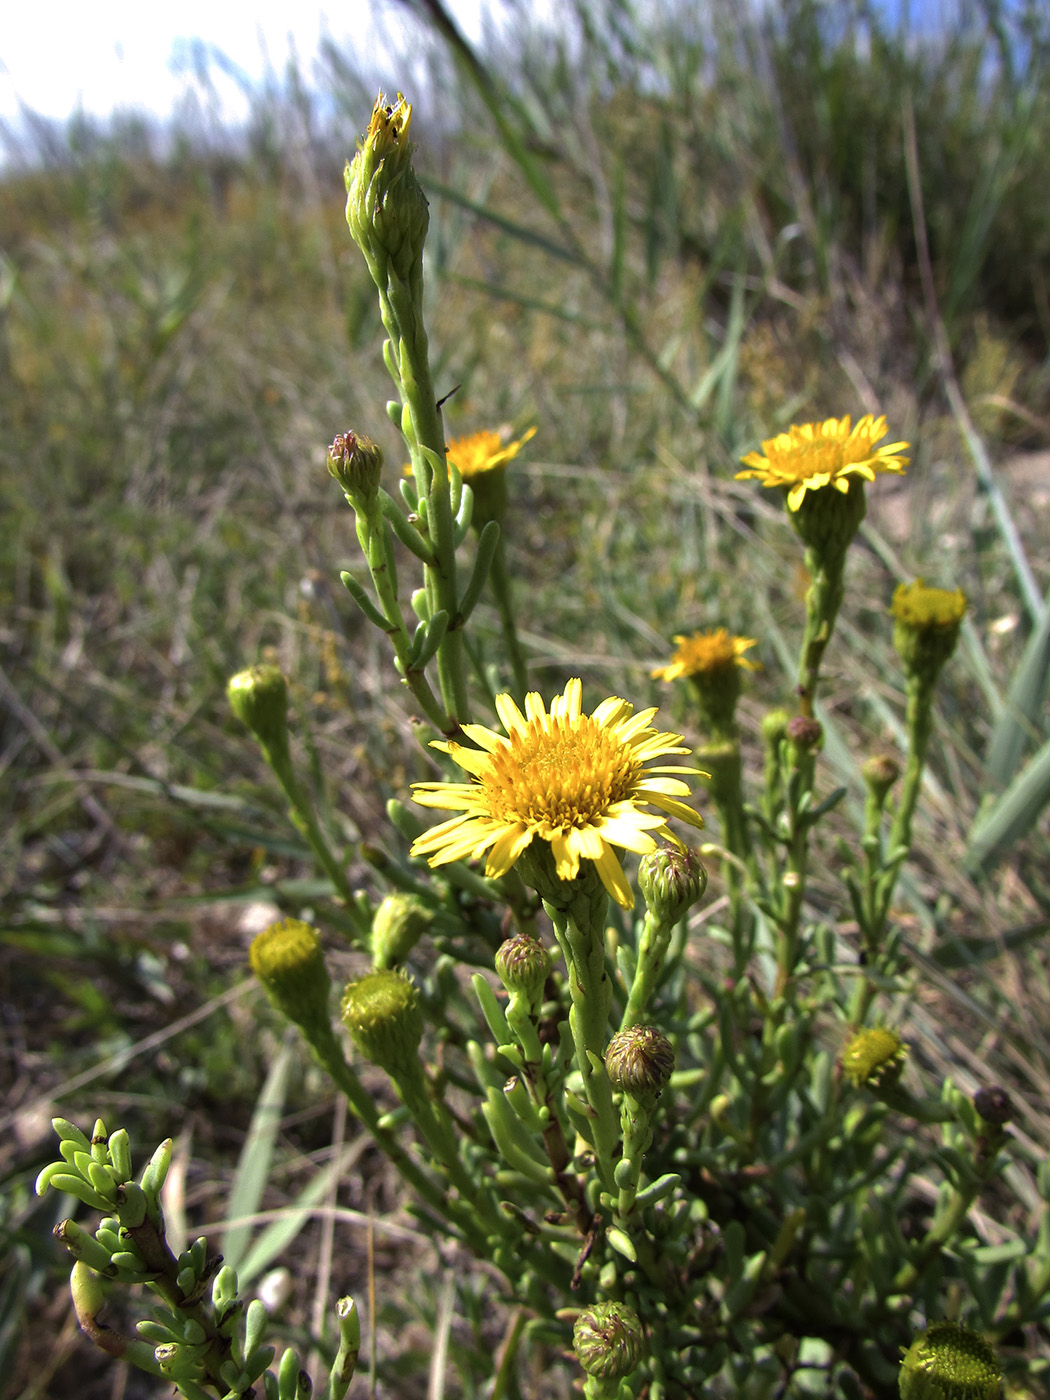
[651,629,760,683]
[737,414,909,511]
[410,678,704,909]
[445,426,536,479]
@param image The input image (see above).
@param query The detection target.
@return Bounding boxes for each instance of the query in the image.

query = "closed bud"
[371,893,431,969]
[341,969,424,1077]
[899,1321,1001,1400]
[250,919,331,1039]
[891,580,967,685]
[638,846,708,924]
[328,430,383,508]
[761,707,792,752]
[841,1026,907,1091]
[227,666,289,756]
[973,1086,1013,1128]
[605,1026,675,1102]
[863,753,900,803]
[573,1301,645,1381]
[495,932,553,1002]
[786,714,823,759]
[345,93,429,284]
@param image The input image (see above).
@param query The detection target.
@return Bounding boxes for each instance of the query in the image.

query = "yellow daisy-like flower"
[736,414,909,511]
[446,425,536,479]
[890,579,967,630]
[651,628,760,683]
[410,678,704,909]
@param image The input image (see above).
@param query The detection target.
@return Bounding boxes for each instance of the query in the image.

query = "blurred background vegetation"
[2,0,1049,1394]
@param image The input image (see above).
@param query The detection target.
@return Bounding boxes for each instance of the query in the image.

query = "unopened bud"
[863,753,900,802]
[973,1086,1013,1128]
[841,1025,907,1091]
[573,1301,645,1381]
[891,580,967,685]
[250,919,331,1038]
[786,714,823,759]
[227,666,289,756]
[371,893,431,970]
[345,93,429,283]
[341,969,424,1077]
[638,846,707,924]
[328,430,384,507]
[761,708,792,751]
[495,932,553,1003]
[898,1320,1001,1400]
[605,1026,675,1102]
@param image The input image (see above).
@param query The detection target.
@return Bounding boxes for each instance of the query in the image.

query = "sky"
[0,0,492,132]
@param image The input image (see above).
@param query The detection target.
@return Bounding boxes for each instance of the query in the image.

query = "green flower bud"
[341,969,424,1077]
[605,1026,675,1102]
[891,580,967,685]
[899,1321,1002,1400]
[863,753,901,803]
[761,707,792,752]
[841,1025,907,1091]
[573,1301,645,1381]
[345,93,429,283]
[250,919,332,1038]
[227,666,290,756]
[786,714,823,760]
[638,846,708,924]
[973,1086,1013,1128]
[790,475,868,559]
[371,893,431,970]
[495,931,553,1002]
[328,430,384,508]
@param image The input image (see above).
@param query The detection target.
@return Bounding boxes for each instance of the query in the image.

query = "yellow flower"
[410,678,704,909]
[890,579,967,630]
[651,628,760,683]
[445,426,536,479]
[736,414,909,511]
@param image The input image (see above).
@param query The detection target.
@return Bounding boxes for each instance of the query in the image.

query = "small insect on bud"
[973,1085,1013,1128]
[605,1026,675,1103]
[898,1320,1002,1400]
[341,969,424,1077]
[495,932,553,1003]
[227,666,289,756]
[638,846,708,925]
[573,1301,645,1381]
[327,430,384,508]
[250,919,332,1037]
[841,1025,907,1092]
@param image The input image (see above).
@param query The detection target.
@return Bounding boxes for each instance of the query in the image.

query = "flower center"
[482,715,641,829]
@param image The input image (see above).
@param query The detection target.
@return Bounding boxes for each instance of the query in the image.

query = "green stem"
[797,546,847,718]
[487,534,529,702]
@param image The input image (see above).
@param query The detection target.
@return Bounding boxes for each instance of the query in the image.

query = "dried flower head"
[411,679,704,909]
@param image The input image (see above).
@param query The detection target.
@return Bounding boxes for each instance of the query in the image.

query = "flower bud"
[605,1026,675,1102]
[761,707,792,751]
[227,666,289,756]
[786,714,823,758]
[891,580,967,685]
[638,846,708,925]
[973,1086,1013,1128]
[495,931,553,1003]
[371,893,431,970]
[573,1301,645,1381]
[250,919,332,1038]
[341,969,424,1077]
[328,430,383,508]
[863,753,901,803]
[841,1026,907,1091]
[898,1321,1001,1400]
[345,93,429,284]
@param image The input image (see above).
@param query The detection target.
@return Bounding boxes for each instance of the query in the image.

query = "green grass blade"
[966,732,1050,874]
[985,582,1050,787]
[220,1032,297,1271]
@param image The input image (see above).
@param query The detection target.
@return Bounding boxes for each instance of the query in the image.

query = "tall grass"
[2,1,1049,1394]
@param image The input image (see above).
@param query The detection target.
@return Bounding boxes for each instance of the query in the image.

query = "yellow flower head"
[891,579,967,630]
[651,629,760,683]
[446,426,536,480]
[410,678,704,909]
[736,414,909,511]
